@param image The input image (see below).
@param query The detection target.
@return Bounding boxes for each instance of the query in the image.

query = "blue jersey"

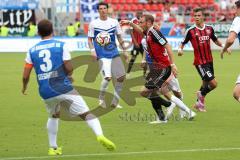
[25,39,73,99]
[88,17,122,59]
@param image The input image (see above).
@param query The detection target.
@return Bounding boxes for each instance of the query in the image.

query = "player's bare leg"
[111,75,125,108]
[195,79,217,112]
[99,77,111,108]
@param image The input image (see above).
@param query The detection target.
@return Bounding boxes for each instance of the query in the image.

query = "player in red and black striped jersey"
[178,7,228,112]
[121,14,196,122]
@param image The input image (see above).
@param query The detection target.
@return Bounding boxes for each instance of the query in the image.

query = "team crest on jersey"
[195,32,199,36]
[206,29,211,34]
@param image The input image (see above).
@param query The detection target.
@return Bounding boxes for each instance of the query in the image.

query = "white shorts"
[44,89,89,117]
[98,56,125,79]
[236,75,240,84]
[168,76,182,92]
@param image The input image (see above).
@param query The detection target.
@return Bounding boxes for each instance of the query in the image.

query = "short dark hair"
[235,0,240,8]
[193,7,204,14]
[97,2,108,10]
[142,14,154,24]
[37,19,53,37]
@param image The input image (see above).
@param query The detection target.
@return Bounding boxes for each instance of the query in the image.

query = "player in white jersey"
[88,2,127,109]
[22,20,116,156]
[221,0,240,103]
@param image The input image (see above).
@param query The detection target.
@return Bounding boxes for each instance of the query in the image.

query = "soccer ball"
[96,32,111,46]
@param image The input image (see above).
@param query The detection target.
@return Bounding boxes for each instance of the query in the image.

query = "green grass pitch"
[0,51,240,160]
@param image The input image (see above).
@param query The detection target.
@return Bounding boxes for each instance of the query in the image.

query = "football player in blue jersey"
[22,19,116,156]
[88,2,128,109]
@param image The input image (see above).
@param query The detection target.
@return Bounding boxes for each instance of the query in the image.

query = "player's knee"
[105,77,112,81]
[233,88,240,101]
[52,112,60,118]
[140,90,148,97]
[209,80,217,89]
[117,76,125,82]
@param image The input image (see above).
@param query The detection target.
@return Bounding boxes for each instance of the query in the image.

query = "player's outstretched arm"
[220,31,236,59]
[22,64,33,95]
[120,20,144,36]
[64,60,74,82]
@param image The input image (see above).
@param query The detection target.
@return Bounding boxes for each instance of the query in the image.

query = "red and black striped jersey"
[182,24,218,65]
[146,26,170,69]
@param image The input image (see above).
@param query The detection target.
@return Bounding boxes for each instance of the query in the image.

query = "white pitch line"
[1,147,240,160]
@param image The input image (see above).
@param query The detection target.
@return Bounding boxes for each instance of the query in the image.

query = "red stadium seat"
[157,4,164,11]
[137,4,143,10]
[145,4,151,11]
[130,4,138,11]
[123,4,130,11]
[111,0,119,4]
[119,0,125,3]
[133,0,139,3]
[150,4,158,11]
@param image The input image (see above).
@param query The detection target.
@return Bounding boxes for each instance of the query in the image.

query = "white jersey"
[229,16,240,44]
[88,17,122,59]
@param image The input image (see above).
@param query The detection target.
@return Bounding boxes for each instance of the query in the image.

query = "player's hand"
[153,23,160,31]
[178,48,183,56]
[120,20,130,26]
[141,59,147,68]
[220,48,231,59]
[171,64,178,77]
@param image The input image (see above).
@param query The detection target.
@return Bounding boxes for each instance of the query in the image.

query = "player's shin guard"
[85,114,103,136]
[148,97,165,120]
[170,95,191,114]
[47,118,59,148]
[200,84,212,96]
[99,79,110,100]
[111,81,123,106]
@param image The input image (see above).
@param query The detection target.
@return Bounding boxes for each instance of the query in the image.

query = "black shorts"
[131,44,143,56]
[195,62,215,81]
[145,66,171,89]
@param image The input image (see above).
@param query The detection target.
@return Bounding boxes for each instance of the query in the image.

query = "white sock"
[99,79,110,100]
[46,118,59,148]
[85,114,103,136]
[170,95,191,114]
[112,81,123,105]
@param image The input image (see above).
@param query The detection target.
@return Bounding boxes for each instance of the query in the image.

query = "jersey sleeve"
[88,22,94,38]
[63,43,71,61]
[210,26,218,42]
[229,17,240,34]
[181,28,191,45]
[25,51,32,64]
[150,28,168,46]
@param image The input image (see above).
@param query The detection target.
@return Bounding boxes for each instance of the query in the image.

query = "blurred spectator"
[0,24,9,37]
[74,18,81,36]
[27,21,37,37]
[66,23,76,37]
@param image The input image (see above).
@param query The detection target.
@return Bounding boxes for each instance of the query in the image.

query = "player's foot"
[179,109,187,119]
[193,102,207,112]
[99,99,106,108]
[165,102,176,120]
[48,147,62,156]
[149,117,167,124]
[97,135,116,151]
[197,91,205,106]
[188,110,196,121]
[116,104,123,109]
[126,73,130,79]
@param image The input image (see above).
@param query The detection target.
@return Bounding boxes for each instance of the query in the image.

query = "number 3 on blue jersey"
[39,49,52,72]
